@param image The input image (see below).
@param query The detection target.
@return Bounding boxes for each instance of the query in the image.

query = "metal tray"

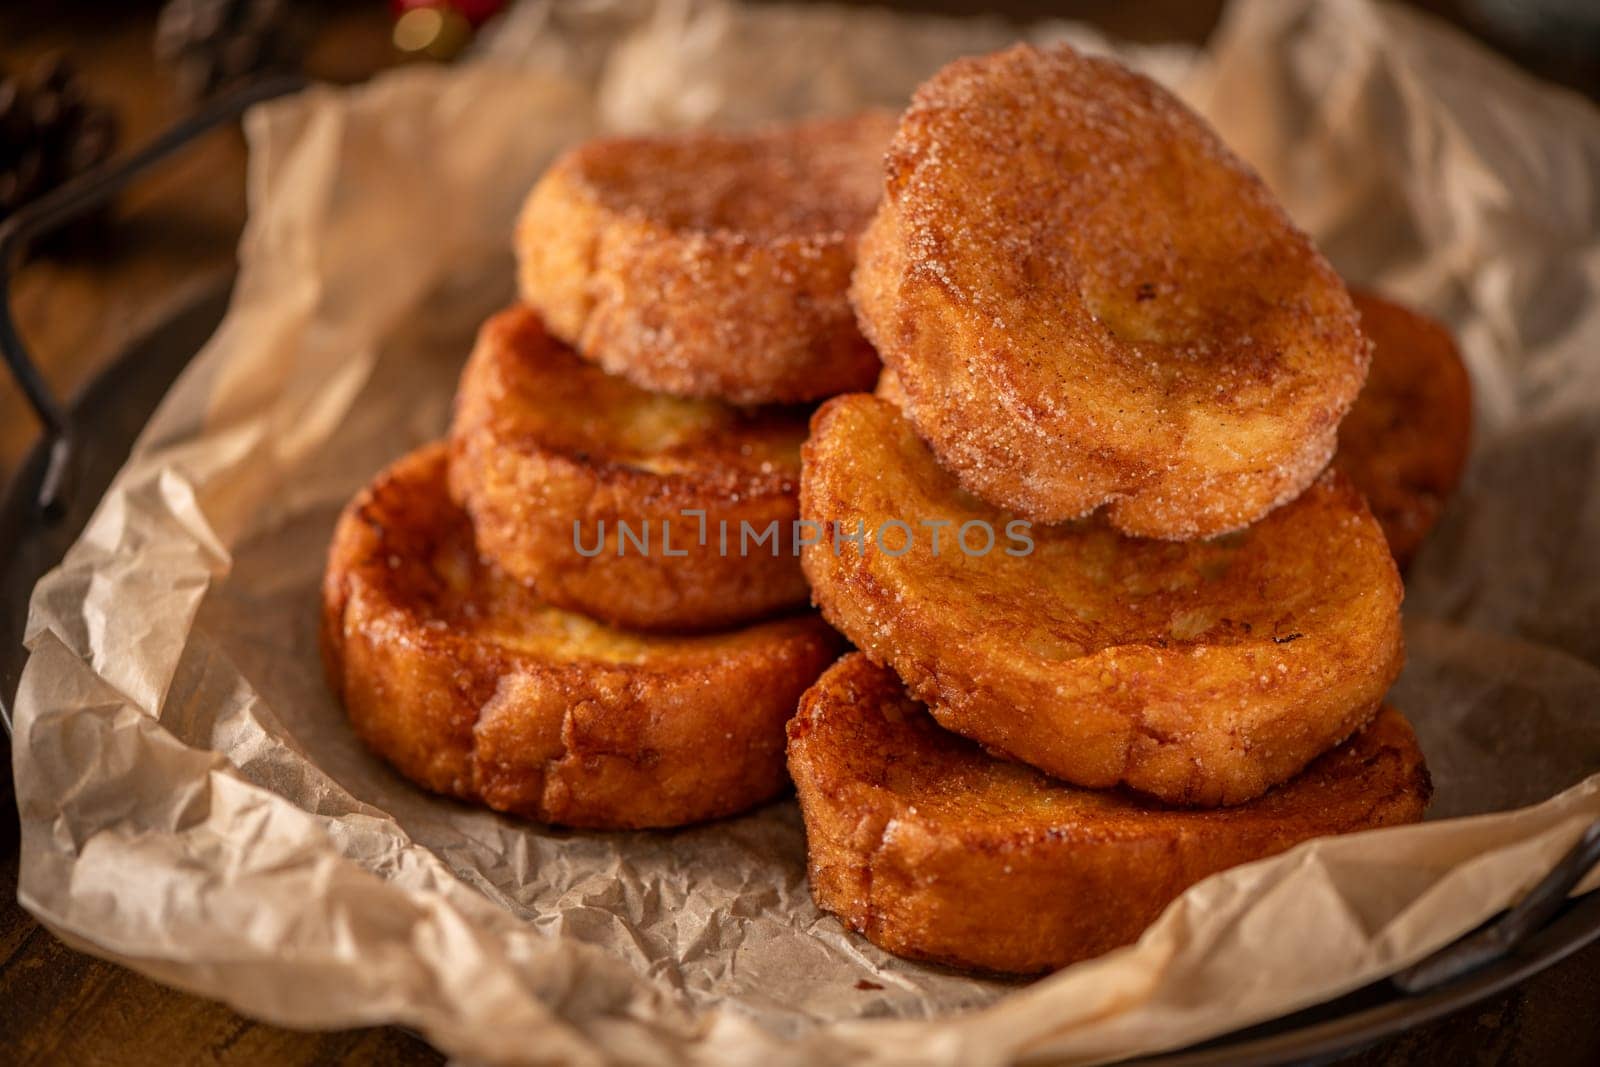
[2,79,1598,1067]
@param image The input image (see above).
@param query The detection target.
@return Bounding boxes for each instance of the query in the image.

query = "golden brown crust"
[1336,290,1473,568]
[448,306,810,631]
[801,395,1405,807]
[851,43,1367,538]
[889,287,1472,566]
[322,443,843,829]
[789,654,1431,975]
[877,288,1475,568]
[516,112,894,405]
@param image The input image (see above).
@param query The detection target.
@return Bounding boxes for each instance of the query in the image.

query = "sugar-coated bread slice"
[449,305,809,631]
[322,443,843,829]
[852,43,1367,538]
[1336,290,1472,567]
[802,394,1405,807]
[788,654,1431,974]
[517,112,894,405]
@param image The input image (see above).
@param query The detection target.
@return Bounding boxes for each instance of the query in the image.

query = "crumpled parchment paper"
[12,0,1600,1063]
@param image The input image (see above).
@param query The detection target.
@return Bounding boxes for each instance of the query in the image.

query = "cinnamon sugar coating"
[518,112,894,405]
[449,306,810,631]
[852,44,1368,538]
[801,396,1405,807]
[882,286,1477,570]
[789,654,1430,975]
[322,443,842,829]
[1336,290,1472,567]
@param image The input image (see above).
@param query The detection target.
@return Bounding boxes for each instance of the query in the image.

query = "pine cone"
[0,55,119,231]
[156,0,296,100]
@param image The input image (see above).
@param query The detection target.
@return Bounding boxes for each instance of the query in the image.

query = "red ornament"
[390,0,504,29]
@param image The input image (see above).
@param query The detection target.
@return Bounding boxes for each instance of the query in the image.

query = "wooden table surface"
[3,3,1598,1064]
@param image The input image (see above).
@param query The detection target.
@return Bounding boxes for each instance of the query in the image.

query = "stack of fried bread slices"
[320,113,896,830]
[323,43,1471,974]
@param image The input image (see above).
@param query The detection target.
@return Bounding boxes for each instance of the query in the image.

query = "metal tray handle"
[1394,817,1600,992]
[0,74,305,519]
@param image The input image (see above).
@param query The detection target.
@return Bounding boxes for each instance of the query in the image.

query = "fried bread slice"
[449,306,810,631]
[322,443,843,829]
[801,395,1405,807]
[851,43,1367,538]
[788,654,1431,975]
[517,112,894,405]
[876,286,1472,575]
[1336,290,1472,567]
[877,288,1473,568]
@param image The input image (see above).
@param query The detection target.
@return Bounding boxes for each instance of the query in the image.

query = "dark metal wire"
[0,73,307,519]
[1394,817,1600,993]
